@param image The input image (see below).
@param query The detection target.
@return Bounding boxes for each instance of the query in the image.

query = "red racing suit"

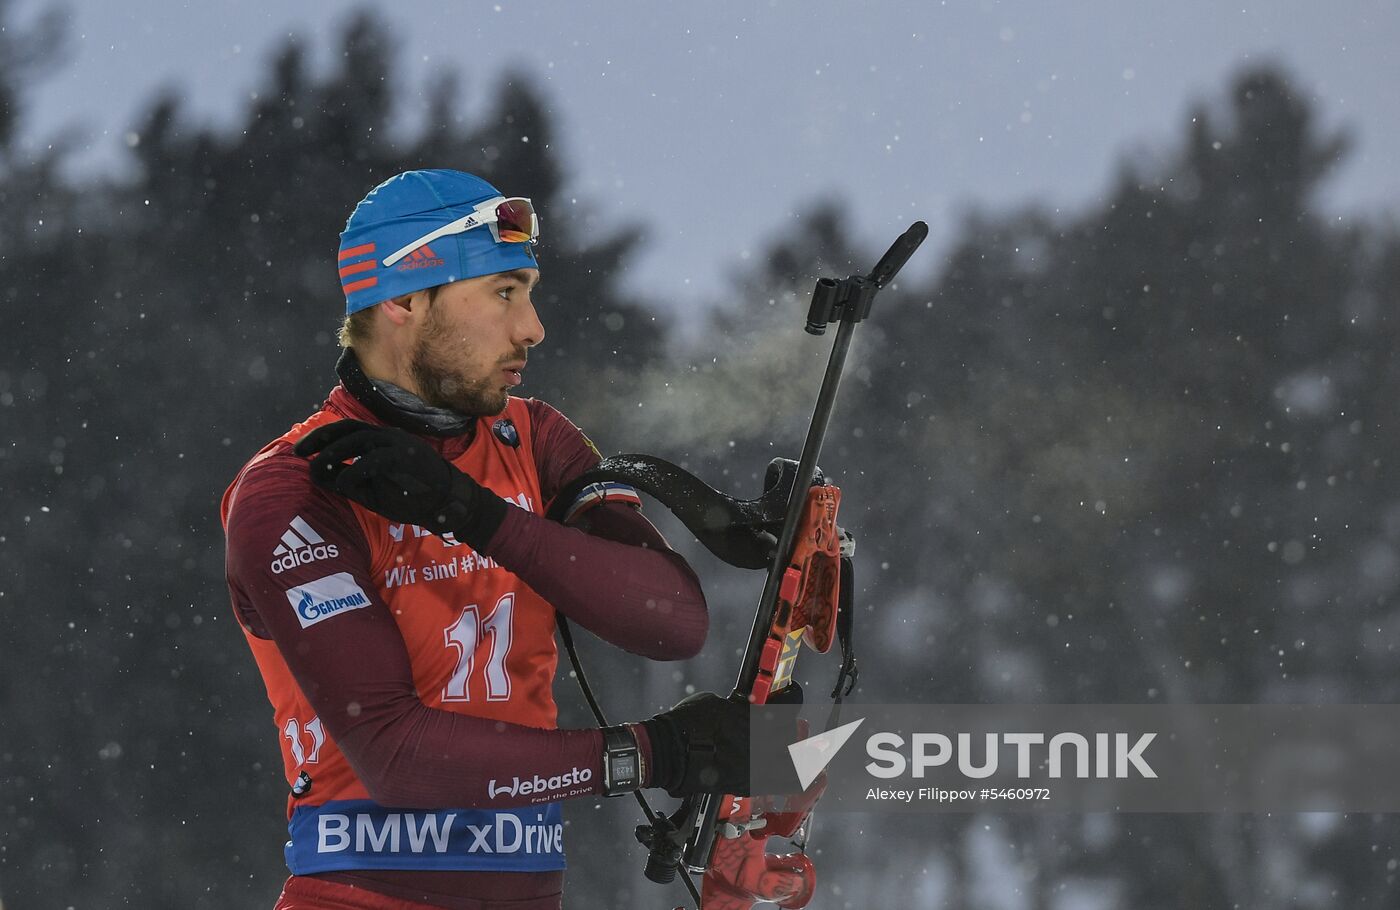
[223,381,706,908]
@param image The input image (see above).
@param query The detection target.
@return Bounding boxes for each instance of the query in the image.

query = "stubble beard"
[409,305,509,417]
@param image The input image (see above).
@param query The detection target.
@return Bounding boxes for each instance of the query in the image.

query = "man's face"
[408,267,544,416]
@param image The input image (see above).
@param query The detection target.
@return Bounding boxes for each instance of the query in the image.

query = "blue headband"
[337,170,539,315]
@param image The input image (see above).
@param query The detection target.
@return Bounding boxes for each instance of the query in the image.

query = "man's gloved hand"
[643,692,751,798]
[294,419,508,550]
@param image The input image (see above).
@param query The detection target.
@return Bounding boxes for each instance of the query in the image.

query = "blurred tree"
[4,2,1400,901]
[0,8,668,907]
[860,65,1400,908]
[0,0,66,153]
[617,63,1400,909]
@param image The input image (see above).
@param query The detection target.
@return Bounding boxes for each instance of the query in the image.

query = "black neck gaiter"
[335,348,477,438]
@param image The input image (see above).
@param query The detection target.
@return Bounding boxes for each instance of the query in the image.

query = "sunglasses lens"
[495,198,537,243]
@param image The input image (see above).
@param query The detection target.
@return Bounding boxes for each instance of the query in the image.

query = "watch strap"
[601,724,642,796]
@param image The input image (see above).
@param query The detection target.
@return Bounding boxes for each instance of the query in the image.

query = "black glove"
[643,692,751,798]
[294,419,508,550]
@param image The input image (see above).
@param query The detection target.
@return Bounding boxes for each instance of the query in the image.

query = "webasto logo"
[488,767,593,799]
[271,543,340,574]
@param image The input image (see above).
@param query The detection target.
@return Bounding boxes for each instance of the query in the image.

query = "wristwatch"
[601,724,642,796]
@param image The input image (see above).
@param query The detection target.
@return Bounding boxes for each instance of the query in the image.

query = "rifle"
[546,222,927,908]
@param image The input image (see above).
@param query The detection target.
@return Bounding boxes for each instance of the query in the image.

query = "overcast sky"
[17,0,1400,324]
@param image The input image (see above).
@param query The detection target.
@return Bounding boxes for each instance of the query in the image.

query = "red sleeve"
[473,401,708,661]
[526,398,604,512]
[225,452,622,808]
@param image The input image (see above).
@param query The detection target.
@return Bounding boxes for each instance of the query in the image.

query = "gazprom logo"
[286,572,371,629]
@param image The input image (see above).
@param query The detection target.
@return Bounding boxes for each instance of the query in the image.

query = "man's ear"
[378,291,429,328]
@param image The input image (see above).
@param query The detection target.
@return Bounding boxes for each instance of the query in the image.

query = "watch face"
[613,754,638,780]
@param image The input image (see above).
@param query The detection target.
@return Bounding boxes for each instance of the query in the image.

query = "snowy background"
[3,1,1400,907]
